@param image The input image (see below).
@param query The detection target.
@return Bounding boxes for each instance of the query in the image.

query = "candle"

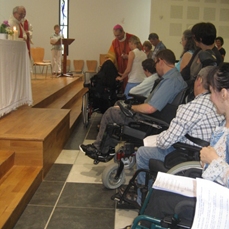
[13,26,18,40]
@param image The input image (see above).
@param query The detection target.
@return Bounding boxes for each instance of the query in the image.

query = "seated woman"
[215,36,226,61]
[176,29,196,72]
[116,35,147,99]
[124,63,229,228]
[142,41,153,59]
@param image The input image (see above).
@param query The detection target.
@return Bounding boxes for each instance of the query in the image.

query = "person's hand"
[121,53,128,59]
[200,146,219,167]
[116,73,123,81]
[116,76,122,81]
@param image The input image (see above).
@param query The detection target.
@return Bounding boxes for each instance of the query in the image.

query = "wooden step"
[0,151,15,180]
[69,90,86,129]
[32,77,82,108]
[31,77,87,130]
[0,165,42,229]
[45,80,86,109]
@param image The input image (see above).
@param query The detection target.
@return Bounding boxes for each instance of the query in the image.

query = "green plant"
[0,20,10,34]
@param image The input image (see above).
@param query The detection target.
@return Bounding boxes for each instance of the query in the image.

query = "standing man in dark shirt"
[148,33,166,60]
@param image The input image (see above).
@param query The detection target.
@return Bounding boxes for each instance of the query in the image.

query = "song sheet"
[143,134,158,147]
[191,178,229,229]
[153,172,196,197]
[153,173,229,228]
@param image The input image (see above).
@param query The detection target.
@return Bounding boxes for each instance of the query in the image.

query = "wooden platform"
[0,74,87,228]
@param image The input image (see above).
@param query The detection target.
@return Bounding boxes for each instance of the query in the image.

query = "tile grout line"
[43,112,97,228]
[43,181,67,229]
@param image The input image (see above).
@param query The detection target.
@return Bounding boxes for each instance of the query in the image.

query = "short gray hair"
[197,66,217,90]
[13,6,25,14]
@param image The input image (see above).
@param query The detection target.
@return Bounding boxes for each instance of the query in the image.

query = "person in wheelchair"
[132,65,225,207]
[128,58,159,98]
[128,63,229,229]
[125,64,229,229]
[79,49,187,161]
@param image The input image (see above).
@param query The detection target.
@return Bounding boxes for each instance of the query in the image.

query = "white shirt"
[129,73,159,97]
[128,48,147,83]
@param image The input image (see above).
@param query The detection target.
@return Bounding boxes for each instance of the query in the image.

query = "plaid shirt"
[157,93,225,149]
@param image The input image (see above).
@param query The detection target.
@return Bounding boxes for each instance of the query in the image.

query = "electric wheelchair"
[99,86,191,189]
[110,99,208,210]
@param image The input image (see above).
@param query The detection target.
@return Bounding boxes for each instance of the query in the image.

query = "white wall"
[0,0,228,71]
[68,0,151,63]
[0,0,151,71]
[150,0,229,62]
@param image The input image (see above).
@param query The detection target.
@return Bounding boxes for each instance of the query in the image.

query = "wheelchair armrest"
[135,113,170,129]
[127,93,146,104]
[164,143,201,170]
[117,100,135,118]
[172,142,201,151]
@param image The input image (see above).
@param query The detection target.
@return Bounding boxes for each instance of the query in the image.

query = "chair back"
[31,47,45,63]
[151,87,190,124]
[73,60,84,73]
[86,60,97,72]
[99,54,107,67]
[171,87,190,106]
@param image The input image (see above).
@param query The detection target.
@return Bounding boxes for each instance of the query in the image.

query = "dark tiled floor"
[64,114,88,150]
[14,206,53,229]
[14,114,118,229]
[47,208,114,229]
[14,164,116,229]
[64,113,102,150]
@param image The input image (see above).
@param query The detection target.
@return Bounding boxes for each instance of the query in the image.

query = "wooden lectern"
[55,38,75,76]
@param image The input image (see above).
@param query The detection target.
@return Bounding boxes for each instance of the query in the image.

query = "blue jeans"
[124,82,140,99]
[136,145,175,205]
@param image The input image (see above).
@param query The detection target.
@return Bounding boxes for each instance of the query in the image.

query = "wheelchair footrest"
[116,201,140,210]
[111,188,140,210]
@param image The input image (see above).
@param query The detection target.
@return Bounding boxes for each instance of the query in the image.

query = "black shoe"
[79,144,99,159]
[79,144,115,161]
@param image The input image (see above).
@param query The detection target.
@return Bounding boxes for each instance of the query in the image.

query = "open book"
[153,172,229,229]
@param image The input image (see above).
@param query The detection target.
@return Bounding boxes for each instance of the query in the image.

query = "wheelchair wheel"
[121,155,136,170]
[167,161,202,175]
[102,163,125,189]
[82,92,89,127]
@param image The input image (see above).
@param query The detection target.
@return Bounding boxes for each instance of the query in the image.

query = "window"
[59,0,69,38]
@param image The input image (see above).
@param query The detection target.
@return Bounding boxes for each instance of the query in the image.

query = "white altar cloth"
[0,39,33,117]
